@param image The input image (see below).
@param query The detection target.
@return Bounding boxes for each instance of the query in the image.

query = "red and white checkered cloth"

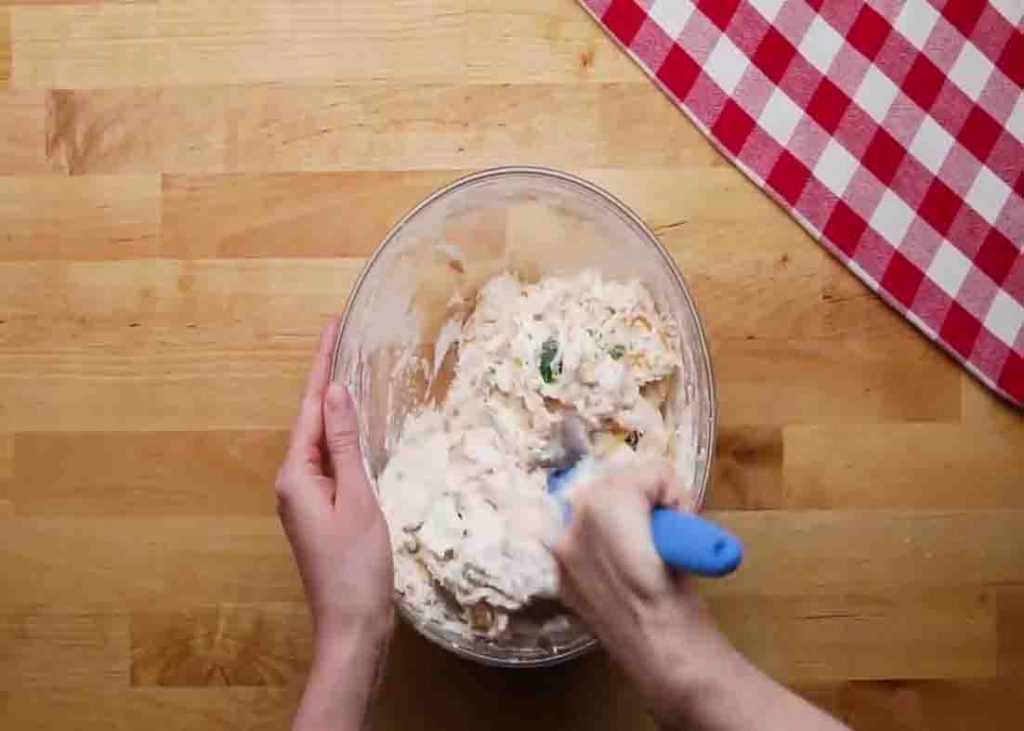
[580,0,1024,406]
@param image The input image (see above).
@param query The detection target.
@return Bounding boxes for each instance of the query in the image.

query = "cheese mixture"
[377,269,683,636]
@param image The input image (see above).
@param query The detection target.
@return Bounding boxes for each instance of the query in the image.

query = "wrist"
[311,602,391,651]
[647,642,748,722]
[295,610,393,731]
[314,608,393,666]
[630,593,744,722]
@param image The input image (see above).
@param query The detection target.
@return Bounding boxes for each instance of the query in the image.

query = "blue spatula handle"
[650,508,743,577]
[548,465,742,577]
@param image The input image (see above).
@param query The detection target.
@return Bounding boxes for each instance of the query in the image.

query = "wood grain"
[373,625,655,730]
[0,259,359,346]
[784,424,1024,509]
[711,335,960,425]
[1,687,301,731]
[704,510,1024,598]
[791,678,1024,731]
[0,175,160,260]
[2,0,1022,727]
[41,85,722,175]
[4,511,1021,610]
[706,426,784,510]
[0,91,50,173]
[121,590,999,687]
[9,0,643,89]
[712,591,998,682]
[465,0,643,84]
[0,259,361,432]
[590,167,963,424]
[130,604,312,687]
[5,426,773,516]
[0,517,302,609]
[161,172,464,259]
[823,679,1024,730]
[996,586,1024,675]
[11,1,466,88]
[0,0,150,5]
[0,8,9,84]
[0,609,128,690]
[0,432,11,482]
[961,371,1024,430]
[6,431,286,516]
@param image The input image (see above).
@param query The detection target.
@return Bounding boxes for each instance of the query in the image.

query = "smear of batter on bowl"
[378,268,683,637]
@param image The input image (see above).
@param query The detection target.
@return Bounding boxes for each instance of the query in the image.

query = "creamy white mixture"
[378,269,683,636]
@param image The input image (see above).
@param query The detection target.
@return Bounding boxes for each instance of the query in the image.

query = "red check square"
[847,6,890,61]
[807,78,851,134]
[998,32,1024,87]
[881,251,926,306]
[942,1,985,37]
[999,351,1024,403]
[697,0,740,31]
[752,26,797,84]
[603,0,647,44]
[863,129,906,185]
[918,178,963,236]
[959,106,1002,161]
[657,45,701,101]
[940,302,983,357]
[903,56,946,111]
[767,150,812,205]
[714,100,756,154]
[975,229,1017,286]
[824,200,868,256]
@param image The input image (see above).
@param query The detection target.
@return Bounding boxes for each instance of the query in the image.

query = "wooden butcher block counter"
[1,2,1021,729]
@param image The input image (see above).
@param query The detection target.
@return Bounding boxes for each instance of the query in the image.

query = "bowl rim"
[331,165,718,667]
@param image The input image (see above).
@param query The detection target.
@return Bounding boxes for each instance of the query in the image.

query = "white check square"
[870,190,916,245]
[965,166,1013,224]
[908,115,956,175]
[813,138,859,196]
[760,88,803,145]
[990,0,1024,24]
[854,65,900,123]
[1006,94,1024,143]
[948,42,996,102]
[748,0,785,23]
[984,290,1024,347]
[894,0,941,50]
[798,15,845,74]
[704,35,748,95]
[928,241,973,297]
[648,0,695,40]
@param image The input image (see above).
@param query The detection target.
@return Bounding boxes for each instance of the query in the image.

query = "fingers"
[571,459,676,512]
[324,382,374,505]
[285,318,341,474]
[630,462,677,506]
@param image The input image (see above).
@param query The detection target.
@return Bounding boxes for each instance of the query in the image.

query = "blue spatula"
[548,444,743,578]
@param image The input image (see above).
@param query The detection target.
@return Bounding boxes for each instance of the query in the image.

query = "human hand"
[276,320,393,731]
[276,318,393,643]
[552,460,728,714]
[554,461,848,731]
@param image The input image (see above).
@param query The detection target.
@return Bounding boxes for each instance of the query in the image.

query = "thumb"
[324,383,372,500]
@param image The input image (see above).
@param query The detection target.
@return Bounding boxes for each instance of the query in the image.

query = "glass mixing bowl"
[331,167,716,667]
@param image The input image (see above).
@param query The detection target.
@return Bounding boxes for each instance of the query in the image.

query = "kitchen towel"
[580,0,1024,406]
